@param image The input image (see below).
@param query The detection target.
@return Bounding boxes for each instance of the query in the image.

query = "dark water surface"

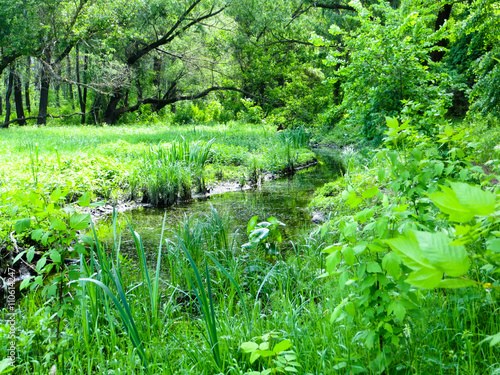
[102,148,341,256]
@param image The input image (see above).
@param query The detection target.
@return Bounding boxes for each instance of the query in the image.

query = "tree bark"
[430,3,453,62]
[25,57,31,114]
[13,65,26,125]
[2,69,14,128]
[66,54,75,109]
[76,45,88,124]
[37,55,51,125]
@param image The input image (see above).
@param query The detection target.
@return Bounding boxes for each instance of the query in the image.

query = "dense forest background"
[1,0,498,140]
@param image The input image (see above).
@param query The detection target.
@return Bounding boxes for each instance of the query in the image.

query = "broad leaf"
[386,234,432,270]
[382,252,401,279]
[50,217,67,231]
[405,267,443,289]
[413,231,469,277]
[273,339,292,354]
[70,213,91,230]
[449,182,495,216]
[14,218,31,233]
[241,342,259,353]
[428,186,474,222]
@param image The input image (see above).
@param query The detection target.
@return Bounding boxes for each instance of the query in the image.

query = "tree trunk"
[66,54,75,109]
[76,45,88,124]
[13,65,26,125]
[25,57,31,114]
[430,3,453,62]
[37,55,51,125]
[2,68,14,128]
[0,95,3,116]
[55,64,61,107]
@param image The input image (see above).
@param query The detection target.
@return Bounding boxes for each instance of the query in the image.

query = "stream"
[100,147,342,257]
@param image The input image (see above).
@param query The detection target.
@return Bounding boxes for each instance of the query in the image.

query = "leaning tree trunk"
[37,53,51,125]
[13,65,26,125]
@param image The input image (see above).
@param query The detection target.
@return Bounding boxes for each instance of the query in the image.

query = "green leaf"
[342,246,356,266]
[438,278,476,288]
[50,188,63,202]
[247,216,258,234]
[50,217,67,231]
[483,332,500,347]
[413,231,469,277]
[449,182,496,216]
[386,234,433,270]
[256,350,275,358]
[388,301,406,321]
[326,250,342,273]
[31,229,44,241]
[19,276,33,290]
[366,261,382,273]
[362,186,379,199]
[50,249,61,264]
[36,257,47,272]
[273,339,292,354]
[14,218,31,233]
[241,342,259,353]
[406,268,443,289]
[428,186,474,222]
[78,192,91,207]
[382,252,401,279]
[70,213,91,230]
[27,247,35,263]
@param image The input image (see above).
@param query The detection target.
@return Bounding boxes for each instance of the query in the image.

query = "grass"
[0,121,316,204]
[2,205,498,374]
[1,120,499,374]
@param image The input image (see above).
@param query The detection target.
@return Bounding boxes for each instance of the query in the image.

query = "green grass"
[0,121,316,204]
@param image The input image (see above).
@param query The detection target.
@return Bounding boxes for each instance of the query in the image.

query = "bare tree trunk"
[2,68,14,128]
[37,57,51,125]
[76,45,88,124]
[55,64,61,107]
[25,57,31,114]
[13,65,26,125]
[66,54,74,109]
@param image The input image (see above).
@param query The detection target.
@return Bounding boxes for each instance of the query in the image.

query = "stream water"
[102,148,342,256]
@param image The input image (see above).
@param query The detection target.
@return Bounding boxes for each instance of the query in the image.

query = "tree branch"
[114,86,284,116]
[1,112,89,128]
[314,2,357,12]
[126,1,226,66]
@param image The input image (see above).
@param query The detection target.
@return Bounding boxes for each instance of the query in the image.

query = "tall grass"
[140,138,214,207]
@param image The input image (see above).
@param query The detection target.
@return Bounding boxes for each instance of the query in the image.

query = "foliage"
[321,1,455,142]
[240,331,301,375]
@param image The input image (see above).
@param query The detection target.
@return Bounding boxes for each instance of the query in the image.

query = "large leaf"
[70,213,91,230]
[50,217,67,231]
[413,231,469,277]
[428,186,474,222]
[406,267,443,289]
[385,234,432,270]
[249,227,269,242]
[449,182,495,216]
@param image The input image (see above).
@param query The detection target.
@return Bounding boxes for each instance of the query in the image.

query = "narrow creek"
[99,147,342,257]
